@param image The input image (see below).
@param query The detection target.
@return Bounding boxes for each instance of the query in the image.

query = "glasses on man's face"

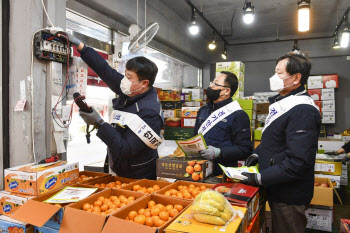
[209,82,229,88]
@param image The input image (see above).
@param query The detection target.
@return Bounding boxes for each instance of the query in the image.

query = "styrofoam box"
[318,138,344,151]
[322,112,335,124]
[308,76,323,89]
[322,100,335,112]
[306,207,333,232]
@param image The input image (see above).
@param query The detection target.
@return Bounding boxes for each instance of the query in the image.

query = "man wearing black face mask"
[194,71,253,176]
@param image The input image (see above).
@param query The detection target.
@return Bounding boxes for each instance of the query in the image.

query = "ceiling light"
[188,7,199,35]
[341,23,350,48]
[292,40,300,52]
[221,44,227,60]
[208,32,216,50]
[333,34,341,49]
[243,2,255,24]
[298,0,310,32]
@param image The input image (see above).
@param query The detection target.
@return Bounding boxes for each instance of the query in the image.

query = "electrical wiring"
[41,0,54,27]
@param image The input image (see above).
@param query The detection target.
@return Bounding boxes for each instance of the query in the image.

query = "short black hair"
[276,52,312,86]
[126,56,158,86]
[220,71,238,97]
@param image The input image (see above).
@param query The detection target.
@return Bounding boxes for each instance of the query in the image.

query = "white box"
[322,111,335,124]
[182,88,203,101]
[162,110,175,118]
[308,76,323,89]
[321,89,335,100]
[342,136,350,142]
[182,118,196,127]
[306,207,333,232]
[322,100,335,112]
[318,138,344,152]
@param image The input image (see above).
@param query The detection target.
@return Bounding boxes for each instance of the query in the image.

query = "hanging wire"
[137,0,139,48]
[145,0,147,53]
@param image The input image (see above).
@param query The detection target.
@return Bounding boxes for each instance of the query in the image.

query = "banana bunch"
[191,190,236,225]
[170,146,185,157]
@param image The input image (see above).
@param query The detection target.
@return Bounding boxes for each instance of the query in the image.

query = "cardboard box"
[315,159,343,175]
[78,171,111,183]
[120,179,171,193]
[306,207,333,232]
[308,88,335,101]
[165,204,247,233]
[4,161,79,196]
[157,156,213,182]
[216,61,245,81]
[182,101,203,107]
[181,107,200,118]
[83,176,138,189]
[211,183,259,225]
[0,215,33,233]
[163,110,176,118]
[0,191,34,216]
[254,127,263,141]
[158,90,181,101]
[323,74,339,88]
[156,180,215,200]
[308,75,323,89]
[232,91,244,101]
[162,101,182,110]
[104,194,192,233]
[164,126,194,140]
[11,184,104,230]
[340,219,350,232]
[182,88,203,101]
[181,117,196,128]
[255,103,269,115]
[34,226,59,233]
[318,138,344,152]
[237,99,254,110]
[310,177,333,206]
[322,111,335,124]
[157,177,177,183]
[243,110,256,121]
[315,174,341,188]
[321,100,335,112]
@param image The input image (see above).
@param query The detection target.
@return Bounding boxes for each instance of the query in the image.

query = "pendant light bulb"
[188,7,199,35]
[243,2,255,24]
[341,24,350,48]
[298,0,310,32]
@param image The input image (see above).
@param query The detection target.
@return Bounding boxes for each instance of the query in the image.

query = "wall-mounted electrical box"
[34,30,72,63]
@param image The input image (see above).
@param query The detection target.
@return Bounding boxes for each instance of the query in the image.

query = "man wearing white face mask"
[242,52,321,233]
[68,35,164,180]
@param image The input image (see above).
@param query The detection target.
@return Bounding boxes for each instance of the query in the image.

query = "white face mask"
[269,74,294,92]
[120,77,142,96]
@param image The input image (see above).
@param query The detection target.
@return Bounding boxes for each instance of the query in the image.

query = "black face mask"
[206,87,223,101]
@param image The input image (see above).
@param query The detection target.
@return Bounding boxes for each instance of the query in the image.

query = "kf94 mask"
[120,77,142,95]
[269,74,294,92]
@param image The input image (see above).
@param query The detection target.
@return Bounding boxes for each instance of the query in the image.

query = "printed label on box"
[308,76,323,89]
[315,163,335,172]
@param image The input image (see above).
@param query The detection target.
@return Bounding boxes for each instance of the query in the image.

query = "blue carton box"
[0,215,33,233]
[34,226,59,233]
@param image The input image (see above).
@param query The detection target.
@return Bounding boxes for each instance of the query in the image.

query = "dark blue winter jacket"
[194,98,253,175]
[256,85,321,205]
[79,45,163,180]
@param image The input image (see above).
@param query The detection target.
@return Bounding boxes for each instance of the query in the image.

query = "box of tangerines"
[57,188,147,233]
[11,184,104,231]
[84,176,138,189]
[120,179,171,194]
[4,161,79,196]
[77,171,111,184]
[100,194,193,233]
[0,191,34,216]
[156,156,213,182]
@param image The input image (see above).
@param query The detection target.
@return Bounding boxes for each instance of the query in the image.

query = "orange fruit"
[188,184,195,189]
[100,204,108,212]
[178,185,183,191]
[152,216,160,222]
[200,172,203,180]
[153,185,160,191]
[120,197,128,204]
[169,208,179,217]
[108,203,117,209]
[114,199,121,207]
[92,206,101,212]
[187,161,196,166]
[106,209,114,214]
[86,209,92,213]
[147,187,155,193]
[164,191,171,196]
[100,183,106,188]
[116,181,122,185]
[82,203,91,211]
[145,217,154,227]
[94,184,100,187]
[110,196,117,202]
[140,187,148,193]
[192,172,200,181]
[151,207,160,216]
[165,205,173,212]
[103,199,111,205]
[128,211,138,221]
[169,189,177,195]
[154,219,165,227]
[119,195,126,200]
[148,200,156,209]
[94,200,102,207]
[133,185,141,191]
[186,166,194,174]
[120,203,126,207]
[176,192,183,198]
[156,204,165,211]
[92,210,101,215]
[134,215,146,225]
[97,196,105,202]
[191,190,199,197]
[108,182,116,187]
[159,211,169,221]
[183,192,192,199]
[174,205,183,212]
[138,208,145,215]
[194,164,202,172]
[128,196,135,202]
[144,209,151,217]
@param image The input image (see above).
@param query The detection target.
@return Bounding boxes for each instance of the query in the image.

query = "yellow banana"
[220,212,231,222]
[193,213,227,225]
[223,207,233,218]
[192,203,221,217]
[196,198,224,212]
[195,191,226,206]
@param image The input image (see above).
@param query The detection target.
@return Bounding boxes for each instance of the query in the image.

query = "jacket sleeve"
[193,108,203,135]
[79,45,124,95]
[96,109,163,161]
[260,107,321,187]
[342,141,350,153]
[220,110,253,161]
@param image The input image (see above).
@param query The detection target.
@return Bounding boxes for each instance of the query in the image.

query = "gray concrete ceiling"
[161,0,350,44]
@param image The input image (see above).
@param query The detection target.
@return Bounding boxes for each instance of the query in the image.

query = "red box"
[180,117,196,128]
[246,209,260,233]
[212,183,259,225]
[308,89,321,101]
[314,101,322,113]
[323,74,339,88]
[341,219,350,232]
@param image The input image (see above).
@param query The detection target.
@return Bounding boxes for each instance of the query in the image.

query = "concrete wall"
[8,0,66,167]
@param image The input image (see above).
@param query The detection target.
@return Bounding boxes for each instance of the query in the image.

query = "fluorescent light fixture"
[341,24,350,48]
[188,7,199,35]
[243,2,255,24]
[298,0,310,32]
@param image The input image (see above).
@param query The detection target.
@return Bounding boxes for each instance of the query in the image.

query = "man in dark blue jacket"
[194,71,253,176]
[67,34,163,180]
[243,52,321,233]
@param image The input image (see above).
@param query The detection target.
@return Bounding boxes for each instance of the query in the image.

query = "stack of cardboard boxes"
[307,74,338,124]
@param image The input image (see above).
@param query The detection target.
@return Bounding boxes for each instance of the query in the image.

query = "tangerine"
[82,203,91,211]
[145,217,154,227]
[134,215,146,225]
[147,187,155,193]
[194,164,202,172]
[100,204,108,212]
[110,196,117,202]
[192,172,200,181]
[138,208,145,215]
[133,185,141,191]
[169,208,179,217]
[153,185,160,191]
[144,209,151,217]
[94,200,102,207]
[120,203,126,207]
[188,184,195,189]
[187,161,196,166]
[151,207,160,216]
[128,211,138,220]
[155,204,165,211]
[186,166,194,174]
[97,196,105,202]
[174,204,184,212]
[165,205,173,212]
[148,200,156,209]
[159,211,169,221]
[154,219,165,227]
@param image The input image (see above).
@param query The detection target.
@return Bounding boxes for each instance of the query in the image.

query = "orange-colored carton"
[0,191,34,216]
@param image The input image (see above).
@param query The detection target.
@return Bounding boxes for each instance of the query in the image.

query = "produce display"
[125,200,184,227]
[93,181,130,189]
[81,195,136,215]
[191,190,235,225]
[78,175,100,182]
[132,184,161,194]
[163,184,208,199]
